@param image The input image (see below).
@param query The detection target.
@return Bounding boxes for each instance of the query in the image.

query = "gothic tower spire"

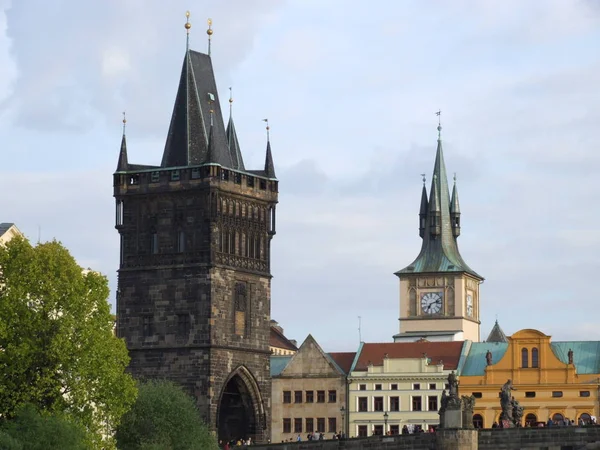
[225,87,245,170]
[263,119,276,179]
[450,174,461,237]
[116,112,128,172]
[419,174,428,239]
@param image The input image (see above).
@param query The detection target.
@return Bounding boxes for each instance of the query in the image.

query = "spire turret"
[486,320,508,343]
[450,174,461,237]
[116,112,128,172]
[225,88,245,170]
[419,174,428,239]
[263,119,276,179]
[205,109,219,165]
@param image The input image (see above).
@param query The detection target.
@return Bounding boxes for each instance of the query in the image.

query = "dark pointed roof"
[419,184,428,216]
[450,178,460,214]
[205,120,218,165]
[161,50,232,168]
[226,115,245,171]
[264,140,276,179]
[396,134,482,279]
[116,134,128,172]
[486,320,508,343]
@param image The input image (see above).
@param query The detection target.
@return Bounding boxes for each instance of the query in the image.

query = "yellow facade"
[460,329,600,427]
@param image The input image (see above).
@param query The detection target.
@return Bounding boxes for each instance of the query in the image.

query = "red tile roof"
[353,341,464,371]
[328,352,356,375]
[269,326,298,352]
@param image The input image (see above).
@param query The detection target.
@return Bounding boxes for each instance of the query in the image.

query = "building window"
[472,392,483,398]
[177,231,185,252]
[317,418,325,433]
[306,391,314,403]
[390,396,399,412]
[359,384,367,391]
[151,233,159,254]
[580,391,591,397]
[525,391,536,398]
[552,391,563,398]
[552,413,564,422]
[191,168,201,179]
[413,383,421,390]
[429,383,436,390]
[317,390,325,403]
[294,418,302,433]
[283,391,291,404]
[234,282,248,337]
[412,396,422,411]
[374,396,383,412]
[177,314,190,337]
[390,425,399,435]
[390,384,398,390]
[328,418,336,433]
[522,348,529,368]
[428,396,438,411]
[358,397,368,412]
[532,347,539,368]
[294,391,302,403]
[234,172,242,184]
[170,170,180,181]
[472,414,484,429]
[375,384,382,391]
[358,425,368,437]
[143,316,153,337]
[283,418,291,433]
[151,171,160,182]
[328,390,337,403]
[373,425,383,436]
[247,176,255,188]
[306,418,314,433]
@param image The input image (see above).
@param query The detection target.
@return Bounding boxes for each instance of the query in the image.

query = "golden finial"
[122,111,127,135]
[207,18,213,56]
[185,11,191,31]
[263,118,270,141]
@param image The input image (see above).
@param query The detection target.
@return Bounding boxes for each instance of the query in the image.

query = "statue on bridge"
[499,379,520,427]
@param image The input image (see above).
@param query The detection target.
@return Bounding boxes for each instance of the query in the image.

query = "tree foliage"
[0,237,137,448]
[0,404,87,450]
[116,380,219,450]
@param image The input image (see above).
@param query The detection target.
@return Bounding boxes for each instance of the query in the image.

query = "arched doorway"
[217,367,264,444]
[472,414,484,429]
[579,413,592,425]
[525,413,537,427]
[552,413,564,423]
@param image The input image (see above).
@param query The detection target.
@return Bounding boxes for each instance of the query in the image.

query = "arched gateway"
[217,366,266,443]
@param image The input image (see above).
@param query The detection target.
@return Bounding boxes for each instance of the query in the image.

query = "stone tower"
[394,124,483,343]
[113,42,277,443]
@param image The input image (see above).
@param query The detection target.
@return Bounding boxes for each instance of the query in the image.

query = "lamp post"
[340,406,345,438]
[383,411,389,435]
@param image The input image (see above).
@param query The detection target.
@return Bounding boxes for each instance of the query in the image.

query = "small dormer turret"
[450,174,461,237]
[419,176,428,239]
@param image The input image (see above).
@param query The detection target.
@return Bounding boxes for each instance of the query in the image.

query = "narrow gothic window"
[254,236,260,259]
[151,233,159,254]
[177,231,185,252]
[249,235,255,259]
[219,229,224,253]
[143,316,154,337]
[234,282,248,336]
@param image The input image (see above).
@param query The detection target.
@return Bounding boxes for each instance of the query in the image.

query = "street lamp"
[383,411,389,435]
[340,406,345,438]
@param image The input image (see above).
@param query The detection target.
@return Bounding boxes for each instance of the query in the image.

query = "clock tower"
[394,123,483,342]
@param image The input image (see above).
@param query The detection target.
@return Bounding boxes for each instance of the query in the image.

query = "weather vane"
[207,18,213,56]
[262,118,270,141]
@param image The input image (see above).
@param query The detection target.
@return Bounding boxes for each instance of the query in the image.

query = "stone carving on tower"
[394,116,483,342]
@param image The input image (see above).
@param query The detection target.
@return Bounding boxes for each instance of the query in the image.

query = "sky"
[0,0,599,352]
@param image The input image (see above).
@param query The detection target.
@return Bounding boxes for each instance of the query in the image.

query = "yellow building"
[460,328,600,427]
[347,341,465,436]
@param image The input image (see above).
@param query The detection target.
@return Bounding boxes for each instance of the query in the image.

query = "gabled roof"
[486,320,508,343]
[0,223,16,236]
[328,352,356,375]
[396,134,482,279]
[279,335,345,378]
[352,341,465,372]
[161,50,232,168]
[270,326,298,352]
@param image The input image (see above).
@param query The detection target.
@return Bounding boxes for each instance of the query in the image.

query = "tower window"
[151,233,159,254]
[129,175,140,185]
[170,170,180,181]
[177,231,185,253]
[234,282,248,337]
[221,170,229,181]
[116,200,124,226]
[191,168,201,179]
[247,176,255,188]
[259,179,266,190]
[151,171,160,183]
[522,348,529,368]
[234,173,242,184]
[142,316,154,337]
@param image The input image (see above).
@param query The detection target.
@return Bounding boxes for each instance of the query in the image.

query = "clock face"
[421,292,442,315]
[466,294,473,317]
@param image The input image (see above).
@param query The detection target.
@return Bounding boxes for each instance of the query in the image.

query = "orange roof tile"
[269,326,298,352]
[354,341,464,371]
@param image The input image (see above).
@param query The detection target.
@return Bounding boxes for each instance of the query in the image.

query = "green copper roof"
[396,134,483,280]
[552,342,600,375]
[461,342,509,376]
[270,356,292,376]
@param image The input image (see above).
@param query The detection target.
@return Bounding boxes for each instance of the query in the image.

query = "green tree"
[116,380,219,450]
[0,404,87,450]
[0,237,137,449]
